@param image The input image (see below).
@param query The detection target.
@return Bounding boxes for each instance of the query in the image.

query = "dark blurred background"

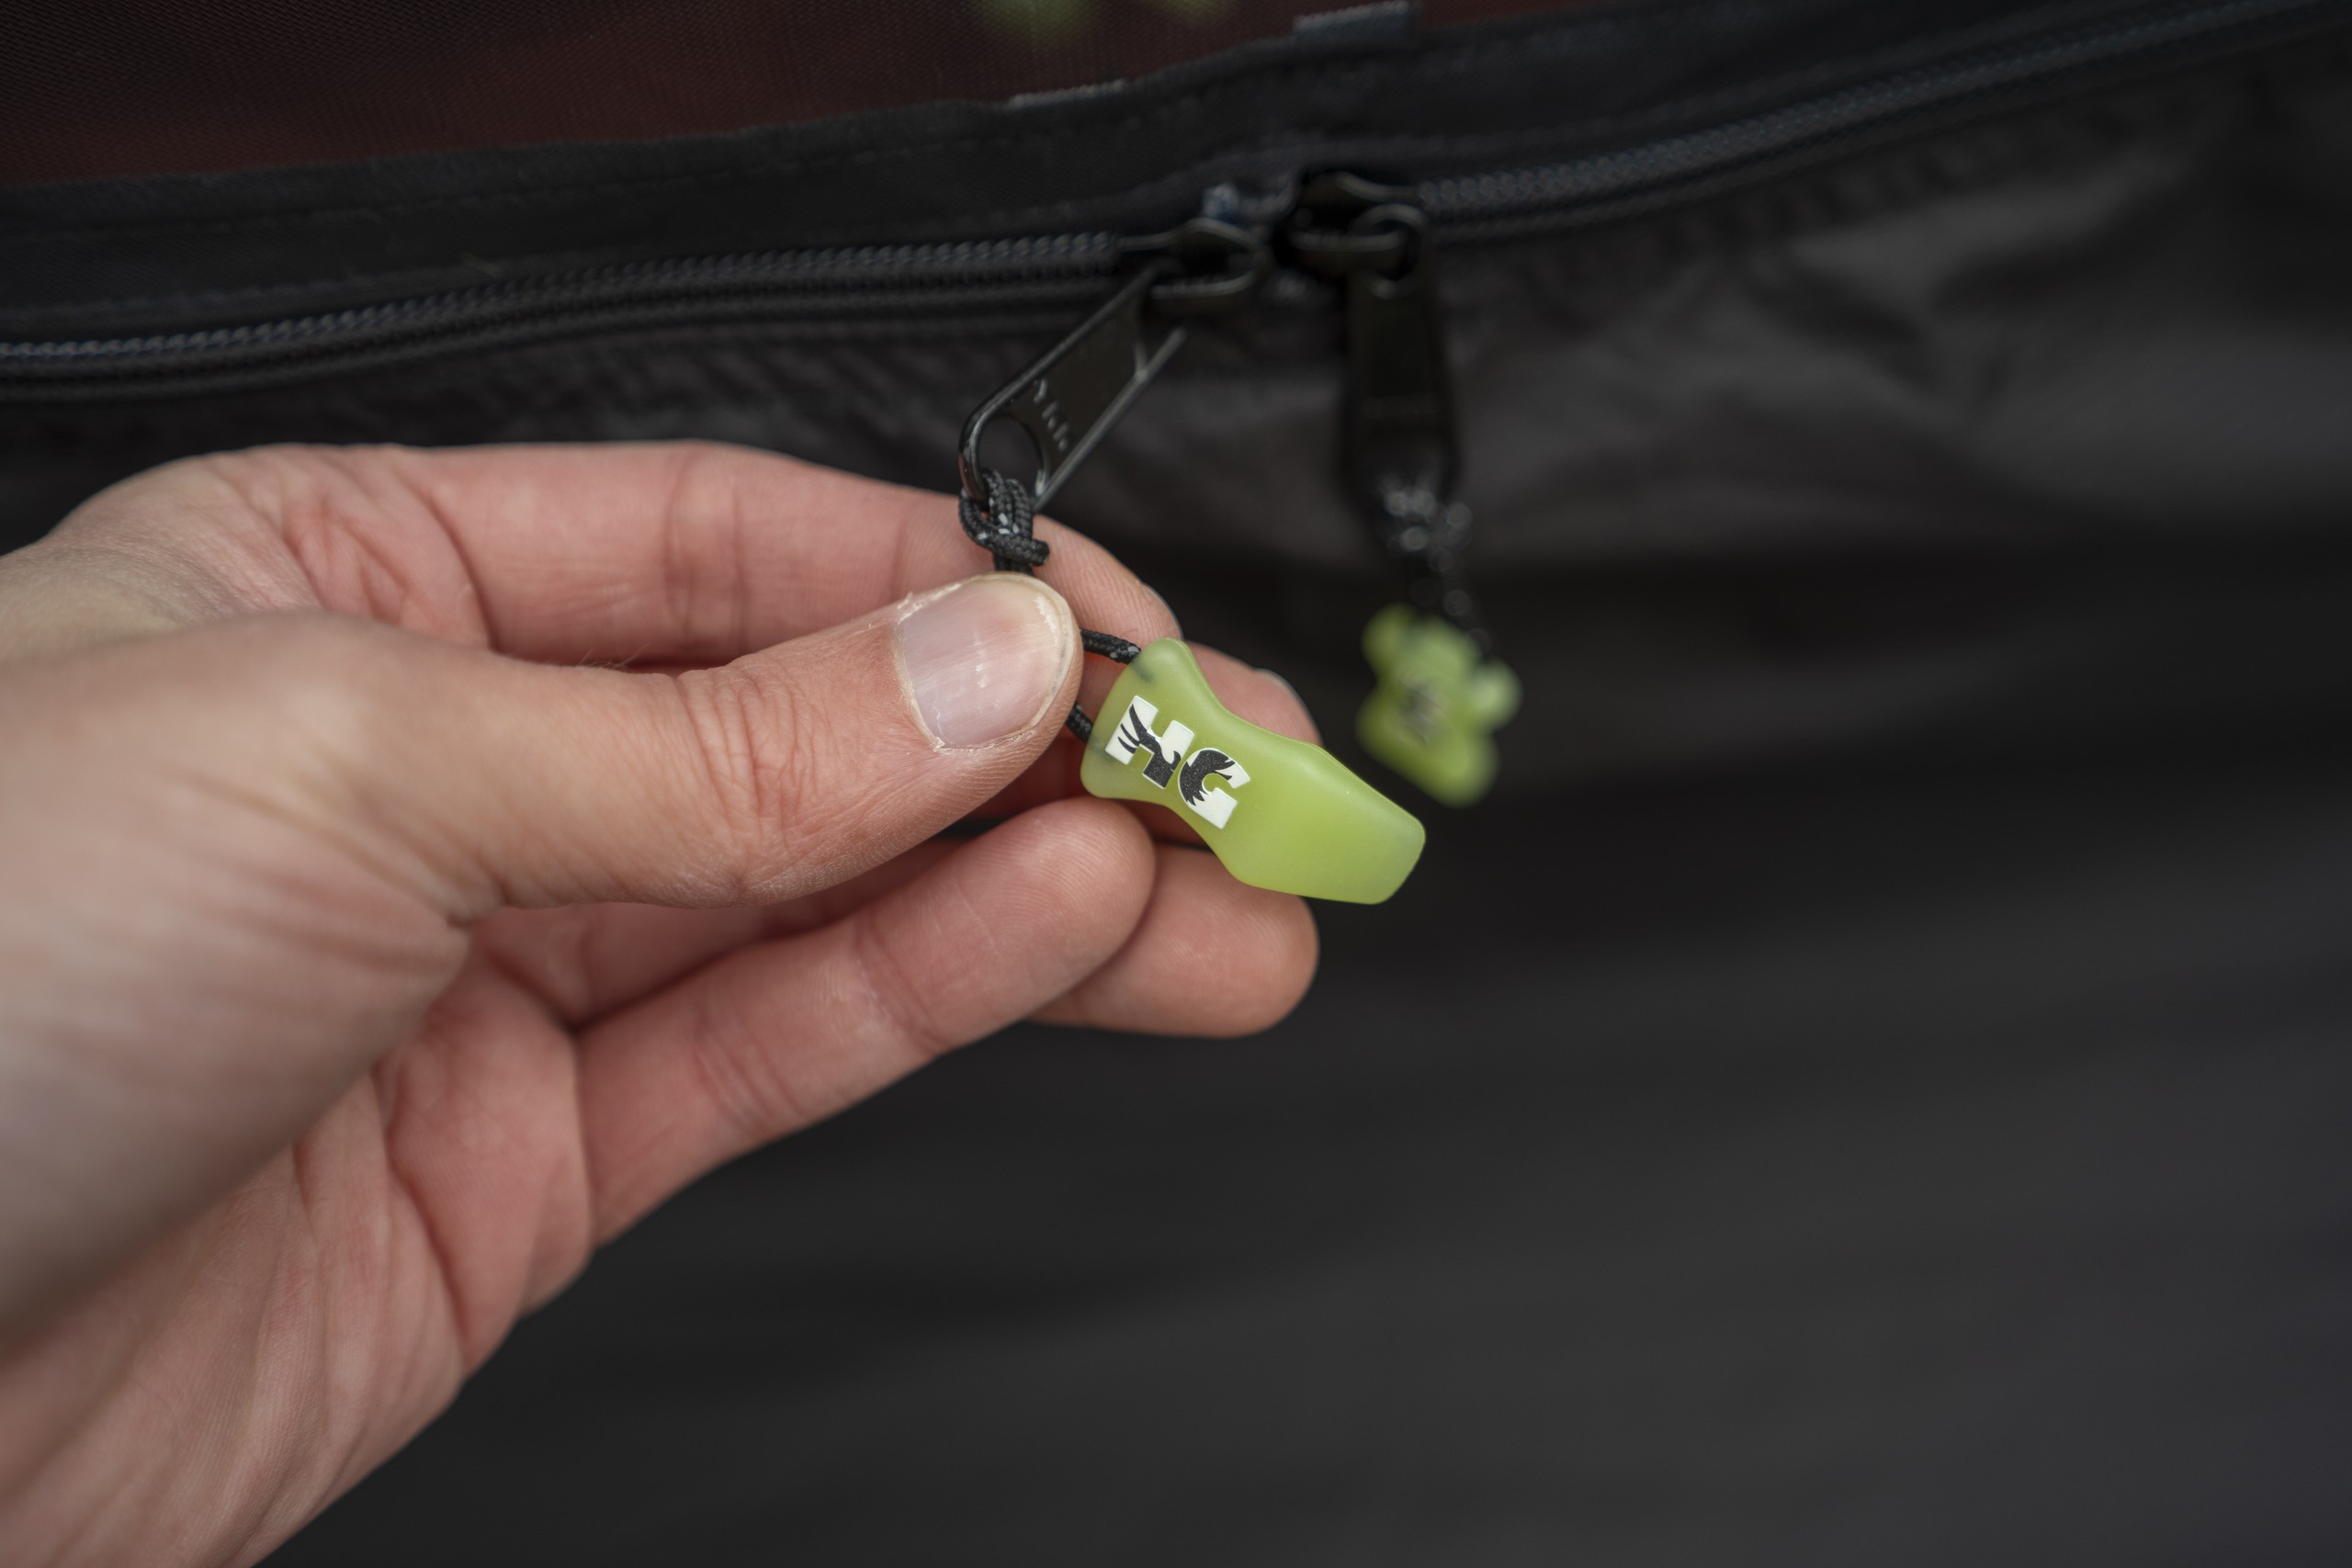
[5,1,2351,1562]
[0,0,1575,183]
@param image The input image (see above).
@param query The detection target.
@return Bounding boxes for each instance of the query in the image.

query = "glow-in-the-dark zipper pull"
[955,217,1426,904]
[1286,173,1520,807]
[1083,639,1424,904]
[1360,604,1521,808]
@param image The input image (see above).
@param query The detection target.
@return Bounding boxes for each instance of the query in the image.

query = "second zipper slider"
[1287,172,1520,808]
[952,210,1425,904]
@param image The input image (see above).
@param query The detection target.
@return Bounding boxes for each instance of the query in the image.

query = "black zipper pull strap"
[957,218,1271,525]
[944,206,1428,898]
[957,263,1182,536]
[956,219,1272,740]
[1287,173,1491,645]
[1288,172,1518,806]
[952,462,1137,739]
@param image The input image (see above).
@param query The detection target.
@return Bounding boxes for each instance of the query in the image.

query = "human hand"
[0,443,1317,1565]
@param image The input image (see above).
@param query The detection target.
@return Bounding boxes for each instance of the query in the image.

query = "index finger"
[76,440,1181,665]
[394,442,1180,661]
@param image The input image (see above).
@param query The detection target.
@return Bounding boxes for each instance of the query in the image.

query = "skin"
[0,442,1320,1567]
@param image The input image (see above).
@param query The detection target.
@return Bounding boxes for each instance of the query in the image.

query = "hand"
[0,442,1318,1566]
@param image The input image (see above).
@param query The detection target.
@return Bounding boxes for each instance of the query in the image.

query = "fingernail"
[896,575,1075,747]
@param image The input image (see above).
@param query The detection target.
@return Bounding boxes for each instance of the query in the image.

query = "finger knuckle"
[846,911,962,1066]
[652,444,760,656]
[679,976,819,1147]
[247,614,410,766]
[669,660,828,897]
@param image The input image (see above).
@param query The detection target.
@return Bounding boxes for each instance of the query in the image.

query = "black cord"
[956,468,1052,572]
[1081,630,1143,662]
[1375,483,1494,658]
[958,465,1139,741]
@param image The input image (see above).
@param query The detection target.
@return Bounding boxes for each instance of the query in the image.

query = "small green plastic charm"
[1357,604,1521,807]
[1080,639,1425,904]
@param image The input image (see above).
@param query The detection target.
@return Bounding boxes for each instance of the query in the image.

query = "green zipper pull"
[1080,639,1424,904]
[953,209,1423,902]
[1360,604,1521,807]
[1287,172,1519,806]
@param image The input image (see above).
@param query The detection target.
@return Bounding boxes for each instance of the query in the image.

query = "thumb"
[328,570,1082,913]
[0,573,1078,1337]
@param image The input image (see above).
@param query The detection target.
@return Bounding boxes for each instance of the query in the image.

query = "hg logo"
[1103,696,1251,829]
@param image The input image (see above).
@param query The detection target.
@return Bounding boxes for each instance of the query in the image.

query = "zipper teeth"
[0,234,1125,368]
[1421,0,2327,225]
[2,0,2335,386]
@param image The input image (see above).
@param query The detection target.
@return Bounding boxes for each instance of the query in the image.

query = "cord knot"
[956,468,1052,571]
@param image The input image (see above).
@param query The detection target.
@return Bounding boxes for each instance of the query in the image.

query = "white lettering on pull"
[1103,695,1249,829]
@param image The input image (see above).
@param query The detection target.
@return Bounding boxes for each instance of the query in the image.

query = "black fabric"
[0,0,1577,185]
[2,1,2349,1561]
[0,0,2240,330]
[277,760,2352,1565]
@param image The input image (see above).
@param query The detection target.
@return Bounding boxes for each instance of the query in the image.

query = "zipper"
[3,0,2337,402]
[1424,0,2346,240]
[1285,171,1487,652]
[1282,182,1522,806]
[956,218,1271,514]
[0,238,1135,400]
[949,167,1516,805]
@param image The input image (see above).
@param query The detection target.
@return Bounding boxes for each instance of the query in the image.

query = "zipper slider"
[1286,173,1520,807]
[957,264,1180,525]
[957,218,1271,518]
[1289,173,1461,549]
[955,212,1426,905]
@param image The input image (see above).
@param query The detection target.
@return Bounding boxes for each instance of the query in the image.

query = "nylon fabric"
[0,0,2203,327]
[0,0,1583,185]
[276,761,2352,1566]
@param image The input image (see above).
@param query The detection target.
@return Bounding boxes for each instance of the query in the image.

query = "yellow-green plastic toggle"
[1080,639,1425,904]
[1357,604,1521,807]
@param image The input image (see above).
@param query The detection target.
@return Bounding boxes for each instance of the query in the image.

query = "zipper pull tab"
[1083,638,1424,905]
[1288,174,1520,808]
[955,217,1427,904]
[956,264,1181,527]
[956,216,1268,725]
[957,218,1271,520]
[1291,173,1461,536]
